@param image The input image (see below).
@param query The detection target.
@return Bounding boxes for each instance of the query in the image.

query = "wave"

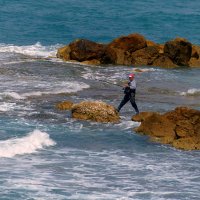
[0,42,61,58]
[179,88,200,96]
[0,129,56,158]
[1,81,90,100]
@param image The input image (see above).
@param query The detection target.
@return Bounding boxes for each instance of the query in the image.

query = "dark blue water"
[0,1,200,199]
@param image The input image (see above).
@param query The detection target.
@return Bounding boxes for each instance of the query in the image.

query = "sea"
[0,0,200,199]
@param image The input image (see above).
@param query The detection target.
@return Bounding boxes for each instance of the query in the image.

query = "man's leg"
[117,94,130,112]
[130,92,139,114]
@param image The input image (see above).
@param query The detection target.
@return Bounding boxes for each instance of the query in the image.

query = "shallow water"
[0,0,200,199]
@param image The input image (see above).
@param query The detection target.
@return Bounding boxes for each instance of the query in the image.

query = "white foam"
[3,92,25,100]
[0,42,60,58]
[0,102,16,112]
[179,88,200,96]
[22,81,90,97]
[1,81,90,100]
[115,120,141,130]
[132,68,159,72]
[0,129,56,158]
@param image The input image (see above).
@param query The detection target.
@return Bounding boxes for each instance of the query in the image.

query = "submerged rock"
[132,107,200,150]
[71,101,120,123]
[56,101,74,110]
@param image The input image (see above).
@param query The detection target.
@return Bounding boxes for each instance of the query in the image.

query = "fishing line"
[94,78,122,88]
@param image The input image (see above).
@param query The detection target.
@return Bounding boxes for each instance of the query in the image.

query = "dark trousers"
[117,92,139,113]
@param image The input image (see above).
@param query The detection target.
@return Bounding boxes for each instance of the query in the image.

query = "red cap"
[128,73,135,78]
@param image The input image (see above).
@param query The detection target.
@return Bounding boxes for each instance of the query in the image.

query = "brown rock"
[102,33,147,65]
[56,101,74,110]
[57,46,71,61]
[131,111,155,122]
[189,58,200,67]
[172,137,200,150]
[132,107,200,150]
[164,38,192,66]
[135,113,176,141]
[152,55,178,68]
[146,40,157,47]
[191,45,200,59]
[69,39,106,62]
[108,33,147,52]
[189,45,200,67]
[56,34,200,68]
[71,101,120,123]
[131,46,159,66]
[81,59,101,65]
[158,44,164,54]
[164,106,200,123]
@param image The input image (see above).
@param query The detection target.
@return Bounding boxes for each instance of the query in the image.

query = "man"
[117,73,139,114]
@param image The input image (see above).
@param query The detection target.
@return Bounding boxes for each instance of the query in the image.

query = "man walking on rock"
[117,73,139,114]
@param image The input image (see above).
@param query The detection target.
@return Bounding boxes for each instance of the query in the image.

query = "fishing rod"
[94,78,123,88]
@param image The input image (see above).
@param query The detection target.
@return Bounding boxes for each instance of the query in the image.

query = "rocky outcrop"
[57,33,200,68]
[132,107,200,150]
[71,101,120,123]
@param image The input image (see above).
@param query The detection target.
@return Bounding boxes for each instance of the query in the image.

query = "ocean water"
[0,1,200,200]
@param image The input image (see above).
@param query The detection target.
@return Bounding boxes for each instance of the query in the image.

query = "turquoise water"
[1,0,200,45]
[0,1,200,199]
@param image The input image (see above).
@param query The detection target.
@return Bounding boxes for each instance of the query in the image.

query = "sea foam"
[0,129,56,158]
[1,81,90,100]
[0,42,60,58]
[179,88,200,96]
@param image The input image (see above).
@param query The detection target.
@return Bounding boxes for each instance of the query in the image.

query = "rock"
[191,45,200,59]
[189,45,200,67]
[81,59,101,65]
[189,58,200,67]
[172,137,200,151]
[56,101,74,110]
[152,55,178,68]
[57,46,71,61]
[131,46,159,66]
[131,111,155,122]
[108,33,147,52]
[71,101,120,123]
[102,33,147,65]
[69,39,106,62]
[135,113,176,143]
[57,33,200,68]
[132,107,200,150]
[164,38,192,66]
[57,39,106,62]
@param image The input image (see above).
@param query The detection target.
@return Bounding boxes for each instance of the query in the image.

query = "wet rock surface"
[132,107,200,150]
[57,33,200,68]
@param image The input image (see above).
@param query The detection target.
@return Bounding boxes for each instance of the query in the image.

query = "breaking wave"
[179,88,200,96]
[0,129,56,158]
[0,42,60,58]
